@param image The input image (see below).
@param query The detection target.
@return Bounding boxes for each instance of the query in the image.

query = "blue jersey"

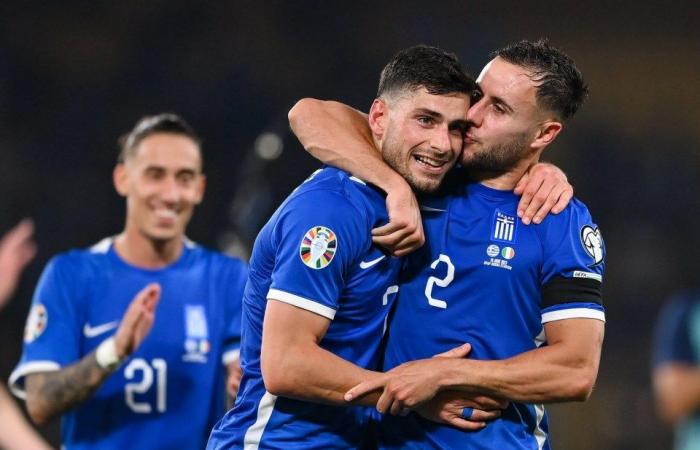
[10,239,247,450]
[653,291,700,450]
[379,180,606,450]
[208,167,401,449]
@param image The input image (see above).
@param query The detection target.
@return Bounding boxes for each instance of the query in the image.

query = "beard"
[381,130,444,194]
[462,133,532,173]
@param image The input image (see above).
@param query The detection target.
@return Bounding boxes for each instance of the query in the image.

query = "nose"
[159,176,181,204]
[466,99,485,127]
[430,125,452,154]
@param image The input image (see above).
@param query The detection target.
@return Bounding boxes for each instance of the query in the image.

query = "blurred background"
[0,1,698,448]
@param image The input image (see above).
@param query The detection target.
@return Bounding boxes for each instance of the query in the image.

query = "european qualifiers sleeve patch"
[24,304,48,343]
[580,225,604,266]
[300,226,337,269]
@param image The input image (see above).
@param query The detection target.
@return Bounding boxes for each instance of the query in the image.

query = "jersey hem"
[9,361,62,399]
[541,308,606,323]
[267,289,337,320]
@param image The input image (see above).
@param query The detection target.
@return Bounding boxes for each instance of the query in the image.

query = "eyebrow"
[413,108,444,120]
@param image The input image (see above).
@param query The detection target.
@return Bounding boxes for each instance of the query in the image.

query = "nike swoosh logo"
[83,321,119,338]
[359,255,386,269]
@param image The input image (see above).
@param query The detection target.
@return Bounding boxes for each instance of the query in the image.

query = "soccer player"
[653,290,700,450]
[9,114,248,450]
[290,39,605,449]
[0,219,52,450]
[207,45,487,450]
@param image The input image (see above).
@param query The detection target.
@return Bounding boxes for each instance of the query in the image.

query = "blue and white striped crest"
[491,210,517,243]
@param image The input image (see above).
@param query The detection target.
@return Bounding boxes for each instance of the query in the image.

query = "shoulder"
[282,167,377,227]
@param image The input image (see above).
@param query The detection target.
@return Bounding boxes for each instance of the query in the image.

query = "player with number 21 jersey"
[10,238,247,450]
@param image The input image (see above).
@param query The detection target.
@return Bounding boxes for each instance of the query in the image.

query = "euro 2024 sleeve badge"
[300,226,337,269]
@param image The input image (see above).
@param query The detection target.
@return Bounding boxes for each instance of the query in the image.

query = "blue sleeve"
[9,254,84,396]
[221,259,248,365]
[267,189,369,320]
[653,294,698,367]
[539,200,606,323]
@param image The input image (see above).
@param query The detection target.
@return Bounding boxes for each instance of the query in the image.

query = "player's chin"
[409,174,443,194]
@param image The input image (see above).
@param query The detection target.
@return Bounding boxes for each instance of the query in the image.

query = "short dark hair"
[491,39,588,121]
[378,45,476,100]
[117,113,201,163]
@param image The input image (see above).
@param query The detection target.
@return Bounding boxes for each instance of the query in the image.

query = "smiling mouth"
[413,155,449,170]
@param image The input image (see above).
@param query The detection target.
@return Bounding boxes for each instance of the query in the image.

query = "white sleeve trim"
[542,308,606,324]
[267,288,336,320]
[222,348,240,366]
[8,361,62,399]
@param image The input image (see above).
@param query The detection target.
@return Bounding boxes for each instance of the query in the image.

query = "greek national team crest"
[183,305,210,363]
[580,225,604,266]
[300,226,337,269]
[24,304,48,343]
[492,210,517,243]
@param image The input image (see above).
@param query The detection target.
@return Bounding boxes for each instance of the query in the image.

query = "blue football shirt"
[378,180,606,450]
[207,167,401,449]
[10,238,247,450]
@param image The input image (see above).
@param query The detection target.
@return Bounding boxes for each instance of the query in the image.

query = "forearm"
[25,351,112,424]
[288,99,407,193]
[653,364,700,424]
[0,386,52,450]
[263,343,380,406]
[442,345,599,403]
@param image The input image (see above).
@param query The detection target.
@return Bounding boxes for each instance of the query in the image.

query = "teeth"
[154,209,177,219]
[415,156,445,168]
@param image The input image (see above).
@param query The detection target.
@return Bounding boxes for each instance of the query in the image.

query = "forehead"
[476,57,538,105]
[129,133,202,171]
[394,88,470,116]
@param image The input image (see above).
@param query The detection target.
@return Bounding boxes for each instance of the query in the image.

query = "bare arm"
[0,386,52,450]
[289,99,423,256]
[653,363,700,424]
[0,219,36,309]
[261,299,381,405]
[346,318,604,413]
[24,283,160,424]
[25,352,111,425]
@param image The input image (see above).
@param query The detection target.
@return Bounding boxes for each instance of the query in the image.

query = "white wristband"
[96,337,123,371]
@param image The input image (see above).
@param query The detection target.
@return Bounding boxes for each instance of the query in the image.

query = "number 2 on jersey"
[424,254,454,309]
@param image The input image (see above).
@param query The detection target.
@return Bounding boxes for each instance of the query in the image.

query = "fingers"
[372,221,425,256]
[469,395,509,410]
[520,178,555,225]
[470,408,503,422]
[433,343,471,359]
[442,416,486,431]
[550,185,574,214]
[513,172,528,195]
[344,377,386,402]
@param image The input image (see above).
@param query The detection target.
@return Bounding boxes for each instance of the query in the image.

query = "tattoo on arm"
[26,351,112,421]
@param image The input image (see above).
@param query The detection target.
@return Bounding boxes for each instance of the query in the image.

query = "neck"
[473,150,542,191]
[113,226,183,269]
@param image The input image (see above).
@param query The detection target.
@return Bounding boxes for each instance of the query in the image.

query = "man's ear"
[193,174,206,205]
[113,164,129,197]
[531,120,563,150]
[368,98,389,138]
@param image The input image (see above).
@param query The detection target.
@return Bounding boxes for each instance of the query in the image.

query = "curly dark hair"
[378,45,476,100]
[492,39,588,121]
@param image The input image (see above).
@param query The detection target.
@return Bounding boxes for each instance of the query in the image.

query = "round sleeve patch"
[24,304,48,343]
[300,226,337,269]
[580,225,604,266]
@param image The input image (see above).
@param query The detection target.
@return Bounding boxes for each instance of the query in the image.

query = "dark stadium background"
[1,2,698,448]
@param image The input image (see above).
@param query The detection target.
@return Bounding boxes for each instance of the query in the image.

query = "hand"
[416,390,509,431]
[226,358,243,398]
[0,219,37,309]
[114,283,161,358]
[372,180,424,257]
[514,162,573,225]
